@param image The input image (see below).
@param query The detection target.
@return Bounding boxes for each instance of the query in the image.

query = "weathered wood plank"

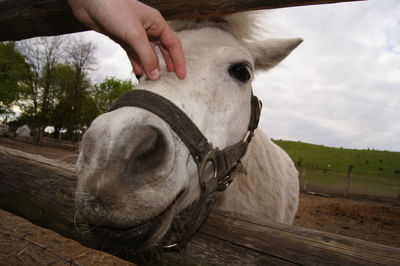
[0,0,365,41]
[0,145,399,265]
[202,212,400,265]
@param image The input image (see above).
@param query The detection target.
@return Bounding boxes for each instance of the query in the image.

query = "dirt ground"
[0,137,78,163]
[1,138,399,265]
[294,194,400,247]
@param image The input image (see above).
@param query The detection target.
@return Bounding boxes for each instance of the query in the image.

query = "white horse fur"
[76,13,302,248]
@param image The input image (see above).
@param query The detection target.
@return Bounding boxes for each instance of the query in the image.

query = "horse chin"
[88,189,186,250]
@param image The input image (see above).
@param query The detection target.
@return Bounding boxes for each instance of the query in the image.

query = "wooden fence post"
[300,168,307,193]
[57,131,63,147]
[344,165,353,198]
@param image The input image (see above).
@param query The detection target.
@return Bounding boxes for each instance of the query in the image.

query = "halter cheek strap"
[109,89,261,190]
[109,89,262,250]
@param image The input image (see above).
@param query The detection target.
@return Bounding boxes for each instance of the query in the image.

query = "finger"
[125,23,160,80]
[113,39,142,76]
[159,45,175,72]
[164,38,186,79]
[148,21,186,79]
[120,42,143,75]
[128,53,142,76]
[158,31,186,79]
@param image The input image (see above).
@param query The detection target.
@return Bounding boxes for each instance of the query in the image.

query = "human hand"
[68,0,186,80]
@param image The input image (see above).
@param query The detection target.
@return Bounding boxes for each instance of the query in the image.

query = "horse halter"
[109,89,262,250]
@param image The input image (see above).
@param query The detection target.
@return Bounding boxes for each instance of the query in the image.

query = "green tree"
[13,37,97,141]
[94,77,133,114]
[50,62,95,140]
[80,94,100,129]
[0,42,29,120]
[49,63,76,138]
[63,39,96,139]
[16,37,64,142]
[3,37,132,142]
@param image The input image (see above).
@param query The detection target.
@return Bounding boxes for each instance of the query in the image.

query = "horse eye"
[228,63,252,83]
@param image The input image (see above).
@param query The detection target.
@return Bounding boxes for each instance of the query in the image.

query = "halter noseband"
[109,89,262,250]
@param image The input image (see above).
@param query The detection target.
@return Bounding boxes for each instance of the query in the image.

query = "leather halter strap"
[109,89,261,191]
[109,89,261,249]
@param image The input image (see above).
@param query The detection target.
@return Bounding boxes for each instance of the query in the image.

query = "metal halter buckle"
[197,145,218,186]
[217,175,233,191]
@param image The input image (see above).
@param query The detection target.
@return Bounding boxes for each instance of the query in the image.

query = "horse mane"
[169,11,265,41]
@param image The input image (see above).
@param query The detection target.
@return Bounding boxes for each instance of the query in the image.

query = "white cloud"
[253,0,400,151]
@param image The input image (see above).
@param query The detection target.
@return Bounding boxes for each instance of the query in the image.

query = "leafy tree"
[62,39,96,139]
[16,37,64,142]
[49,63,76,138]
[80,94,100,129]
[13,37,97,141]
[2,36,133,142]
[94,77,133,114]
[0,42,29,119]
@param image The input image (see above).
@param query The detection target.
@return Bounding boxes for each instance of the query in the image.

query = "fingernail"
[177,68,186,79]
[150,69,160,80]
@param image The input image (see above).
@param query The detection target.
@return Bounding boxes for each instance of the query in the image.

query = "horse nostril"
[128,126,165,176]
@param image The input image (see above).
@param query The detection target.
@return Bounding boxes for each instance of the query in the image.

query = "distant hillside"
[273,140,400,178]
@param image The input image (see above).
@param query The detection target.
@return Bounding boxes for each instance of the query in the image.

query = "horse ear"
[248,38,303,71]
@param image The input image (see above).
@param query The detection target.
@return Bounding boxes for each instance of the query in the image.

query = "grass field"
[273,140,400,199]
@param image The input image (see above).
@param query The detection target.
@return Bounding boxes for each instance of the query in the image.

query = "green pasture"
[299,169,400,198]
[273,140,400,199]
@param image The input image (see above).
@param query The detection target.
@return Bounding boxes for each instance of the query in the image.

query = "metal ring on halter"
[163,243,178,249]
[197,145,218,186]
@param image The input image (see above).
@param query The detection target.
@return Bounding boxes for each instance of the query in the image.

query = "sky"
[72,0,400,152]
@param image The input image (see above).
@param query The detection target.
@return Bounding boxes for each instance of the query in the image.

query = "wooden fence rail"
[0,0,365,41]
[0,145,399,265]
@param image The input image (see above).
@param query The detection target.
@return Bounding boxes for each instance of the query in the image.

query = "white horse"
[76,14,302,249]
